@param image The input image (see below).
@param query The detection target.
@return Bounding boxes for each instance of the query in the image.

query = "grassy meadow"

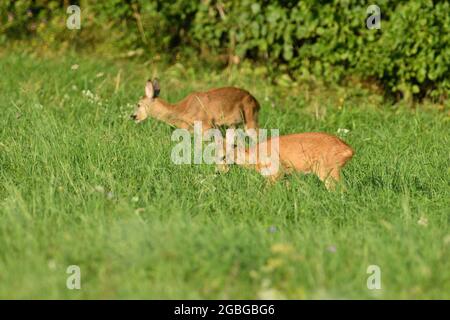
[0,50,449,299]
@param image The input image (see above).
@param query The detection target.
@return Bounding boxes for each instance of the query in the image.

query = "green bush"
[1,0,448,101]
[191,0,449,101]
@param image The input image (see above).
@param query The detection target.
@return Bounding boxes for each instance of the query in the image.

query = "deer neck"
[148,98,188,127]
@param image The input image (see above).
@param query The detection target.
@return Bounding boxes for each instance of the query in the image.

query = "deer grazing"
[131,80,354,190]
[131,79,260,131]
[229,132,354,190]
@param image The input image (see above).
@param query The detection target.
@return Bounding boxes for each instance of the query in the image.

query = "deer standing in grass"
[131,80,260,131]
[230,132,354,190]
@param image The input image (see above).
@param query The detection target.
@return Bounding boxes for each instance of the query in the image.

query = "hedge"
[1,0,449,101]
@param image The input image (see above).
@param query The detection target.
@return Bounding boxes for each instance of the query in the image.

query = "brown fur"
[234,132,354,190]
[132,80,260,131]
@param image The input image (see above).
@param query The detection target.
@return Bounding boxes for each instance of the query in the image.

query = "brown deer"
[131,79,260,131]
[229,132,354,190]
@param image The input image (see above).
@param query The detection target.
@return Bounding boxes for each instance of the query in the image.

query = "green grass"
[0,50,449,299]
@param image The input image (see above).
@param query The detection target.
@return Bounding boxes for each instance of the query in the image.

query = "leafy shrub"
[1,0,448,101]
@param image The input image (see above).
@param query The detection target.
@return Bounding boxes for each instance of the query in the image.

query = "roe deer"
[131,79,260,131]
[230,132,354,190]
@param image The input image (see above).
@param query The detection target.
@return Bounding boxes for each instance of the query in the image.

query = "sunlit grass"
[0,51,449,299]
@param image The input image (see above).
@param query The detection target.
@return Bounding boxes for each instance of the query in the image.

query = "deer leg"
[317,167,341,191]
[215,163,230,173]
[243,105,259,132]
[265,171,283,185]
[257,162,284,185]
[200,122,214,140]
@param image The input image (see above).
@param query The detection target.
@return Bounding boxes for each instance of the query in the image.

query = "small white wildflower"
[258,288,284,300]
[94,185,105,193]
[327,245,337,253]
[82,89,102,106]
[444,235,450,246]
[48,260,57,270]
[71,64,79,70]
[337,128,350,136]
[82,89,93,98]
[257,279,285,300]
[418,216,428,227]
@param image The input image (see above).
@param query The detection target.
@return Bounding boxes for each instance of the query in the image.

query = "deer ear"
[145,80,154,98]
[152,79,160,97]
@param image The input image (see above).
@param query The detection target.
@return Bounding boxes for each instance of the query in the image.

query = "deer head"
[131,79,161,123]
